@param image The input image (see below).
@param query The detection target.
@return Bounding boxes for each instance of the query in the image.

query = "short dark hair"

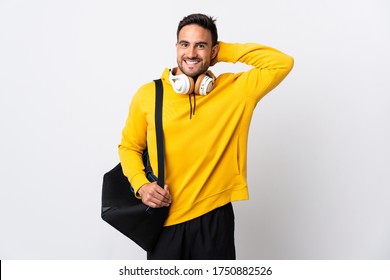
[177,13,218,46]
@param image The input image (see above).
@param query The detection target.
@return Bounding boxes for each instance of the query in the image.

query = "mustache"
[184,58,201,61]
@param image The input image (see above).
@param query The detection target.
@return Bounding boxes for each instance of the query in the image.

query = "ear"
[210,43,219,66]
[211,43,220,60]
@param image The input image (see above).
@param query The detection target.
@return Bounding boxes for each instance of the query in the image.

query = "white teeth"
[185,60,199,65]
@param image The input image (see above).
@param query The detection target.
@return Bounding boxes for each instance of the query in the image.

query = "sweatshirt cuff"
[130,173,150,199]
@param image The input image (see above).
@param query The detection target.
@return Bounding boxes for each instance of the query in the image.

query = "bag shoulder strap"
[154,79,164,187]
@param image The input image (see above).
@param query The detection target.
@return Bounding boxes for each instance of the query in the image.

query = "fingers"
[138,182,171,208]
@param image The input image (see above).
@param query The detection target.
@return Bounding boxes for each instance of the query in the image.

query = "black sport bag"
[101,79,168,252]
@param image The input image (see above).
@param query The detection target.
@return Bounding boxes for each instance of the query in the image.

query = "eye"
[179,42,188,48]
[197,43,206,49]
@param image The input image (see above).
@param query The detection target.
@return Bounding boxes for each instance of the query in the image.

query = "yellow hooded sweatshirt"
[119,42,294,226]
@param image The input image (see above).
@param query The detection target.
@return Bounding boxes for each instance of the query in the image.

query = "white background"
[0,0,389,259]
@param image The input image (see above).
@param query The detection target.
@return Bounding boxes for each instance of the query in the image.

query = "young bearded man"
[119,13,294,259]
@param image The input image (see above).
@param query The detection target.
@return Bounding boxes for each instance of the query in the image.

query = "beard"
[177,58,210,78]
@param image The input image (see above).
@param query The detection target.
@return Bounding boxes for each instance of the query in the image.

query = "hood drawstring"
[188,92,196,119]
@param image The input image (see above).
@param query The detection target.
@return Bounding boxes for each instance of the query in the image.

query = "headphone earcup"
[169,70,195,94]
[194,73,206,95]
[187,76,195,94]
[194,71,215,95]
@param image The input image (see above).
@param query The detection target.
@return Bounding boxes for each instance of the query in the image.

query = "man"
[118,13,293,259]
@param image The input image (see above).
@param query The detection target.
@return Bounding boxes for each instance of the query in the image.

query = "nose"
[188,46,197,58]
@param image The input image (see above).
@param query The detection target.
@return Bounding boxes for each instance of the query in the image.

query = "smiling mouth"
[184,59,200,65]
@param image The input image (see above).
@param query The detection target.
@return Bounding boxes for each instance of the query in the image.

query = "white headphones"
[169,68,216,95]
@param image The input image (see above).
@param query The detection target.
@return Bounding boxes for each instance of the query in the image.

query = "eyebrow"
[178,40,209,46]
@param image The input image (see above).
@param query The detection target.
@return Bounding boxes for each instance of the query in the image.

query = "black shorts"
[147,203,236,260]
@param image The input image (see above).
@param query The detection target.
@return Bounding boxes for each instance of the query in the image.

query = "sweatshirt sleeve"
[217,42,294,102]
[118,83,153,198]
